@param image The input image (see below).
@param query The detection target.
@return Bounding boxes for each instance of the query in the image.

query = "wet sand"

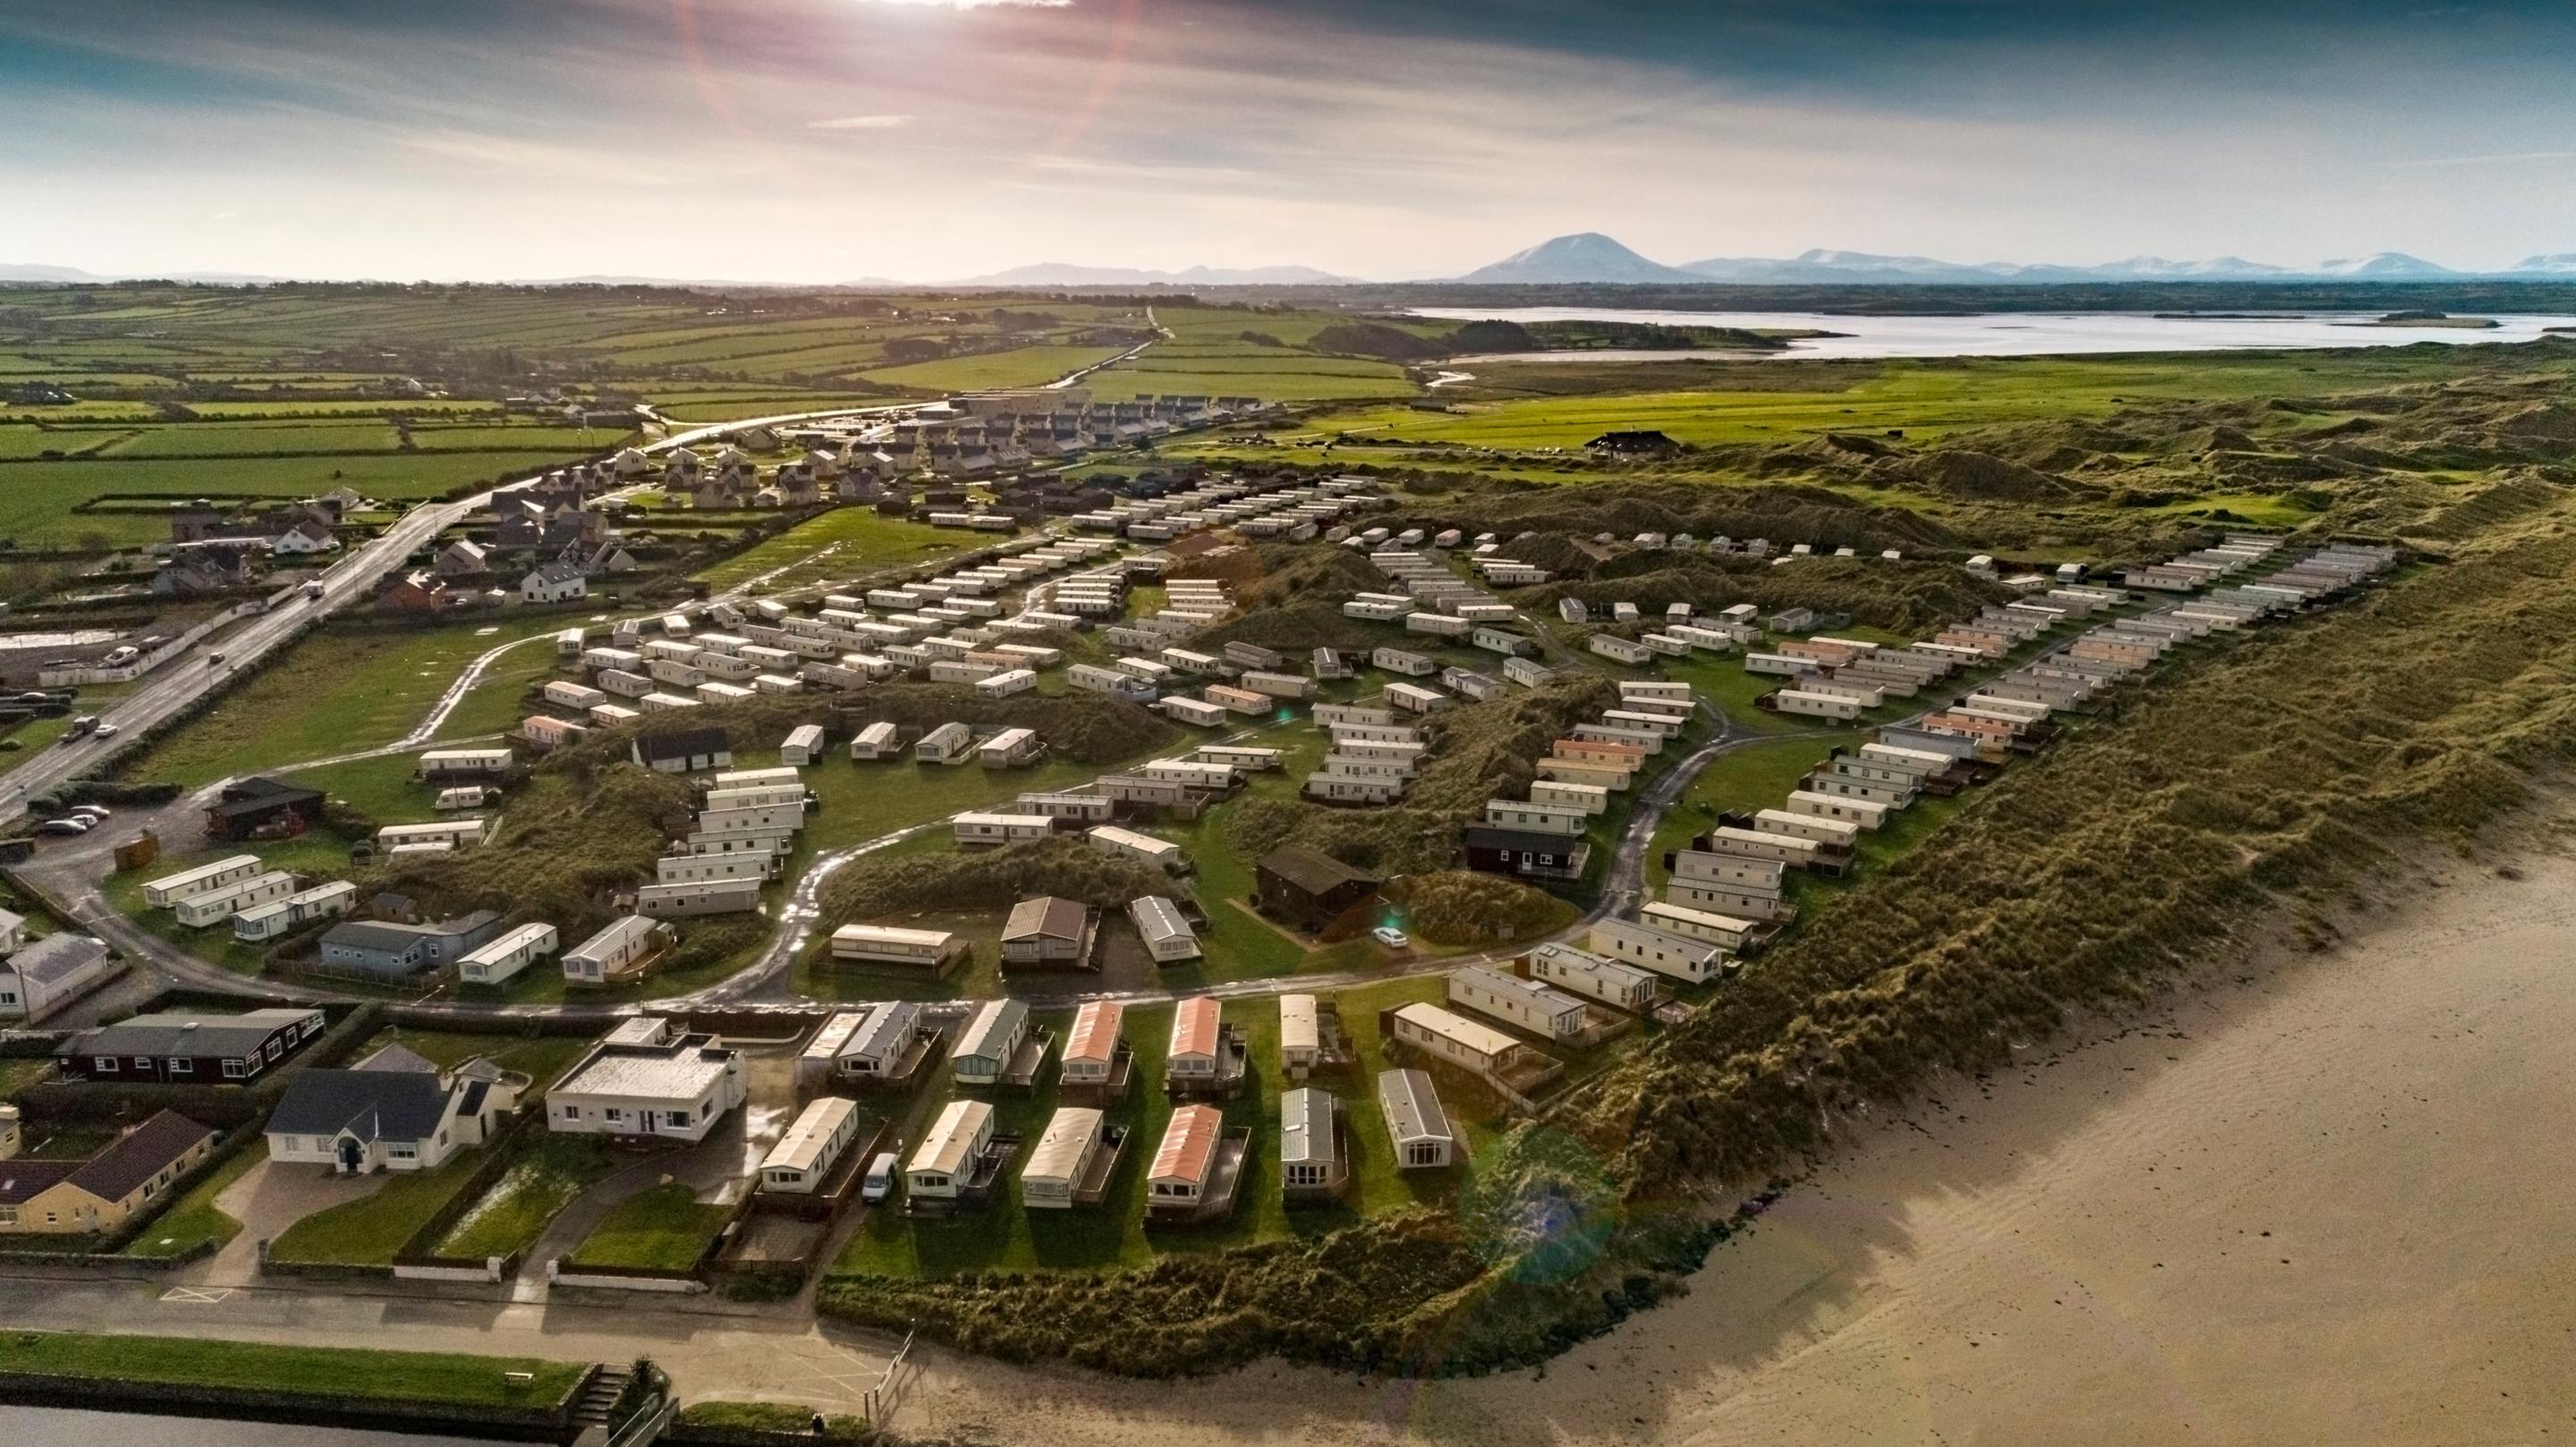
[902,852,2576,1445]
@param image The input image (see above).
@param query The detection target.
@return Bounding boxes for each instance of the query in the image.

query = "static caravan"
[975,668,1038,699]
[1377,1069,1454,1170]
[143,855,266,909]
[1745,653,1822,679]
[1147,1104,1226,1212]
[1754,808,1862,850]
[1535,757,1633,791]
[1600,708,1685,737]
[1640,901,1766,953]
[1089,825,1184,873]
[953,812,1055,849]
[906,1098,996,1201]
[1204,684,1267,715]
[1315,703,1397,729]
[1128,895,1200,962]
[1447,965,1587,1042]
[544,681,608,711]
[175,871,296,927]
[978,728,1044,767]
[1195,745,1283,773]
[1589,634,1652,664]
[1405,611,1471,639]
[1060,1001,1126,1089]
[377,819,488,852]
[952,998,1032,1087]
[634,880,761,918]
[1482,798,1589,837]
[780,724,828,766]
[562,915,666,985]
[1770,690,1865,722]
[705,783,806,811]
[1239,671,1314,701]
[1785,788,1891,829]
[1665,879,1794,922]
[1527,941,1659,1012]
[459,923,559,986]
[1530,778,1611,816]
[1388,1003,1531,1080]
[1385,682,1449,715]
[1371,647,1438,677]
[848,722,901,760]
[829,925,961,970]
[1165,997,1229,1088]
[759,1096,862,1195]
[1587,917,1726,984]
[1021,1106,1109,1210]
[1699,825,1819,870]
[1160,696,1228,728]
[1015,791,1114,825]
[418,748,514,780]
[231,881,358,944]
[914,722,974,766]
[1280,1087,1347,1199]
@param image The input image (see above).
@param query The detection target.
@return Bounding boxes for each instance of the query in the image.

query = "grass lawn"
[565,1181,733,1271]
[691,506,964,591]
[356,1027,595,1089]
[265,1151,491,1266]
[122,1144,263,1260]
[434,1136,618,1261]
[0,1329,586,1409]
[101,833,368,977]
[0,1055,56,1095]
[120,615,572,786]
[858,344,1125,393]
[830,973,1505,1282]
[1642,735,1843,891]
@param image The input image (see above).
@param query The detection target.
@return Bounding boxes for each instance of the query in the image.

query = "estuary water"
[1410,305,2576,360]
[0,1405,504,1446]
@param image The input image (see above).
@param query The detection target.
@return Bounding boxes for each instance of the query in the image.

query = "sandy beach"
[898,850,2576,1446]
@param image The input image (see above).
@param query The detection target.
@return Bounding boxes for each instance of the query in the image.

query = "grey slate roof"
[5,933,109,986]
[65,1008,317,1062]
[267,1068,453,1145]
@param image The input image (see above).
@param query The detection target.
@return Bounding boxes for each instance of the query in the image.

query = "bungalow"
[0,1110,216,1237]
[547,1021,745,1143]
[0,935,116,1024]
[317,911,502,977]
[1462,825,1589,884]
[55,1006,324,1084]
[265,1043,515,1175]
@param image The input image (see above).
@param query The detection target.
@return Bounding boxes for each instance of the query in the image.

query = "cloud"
[808,114,915,129]
[843,0,1070,8]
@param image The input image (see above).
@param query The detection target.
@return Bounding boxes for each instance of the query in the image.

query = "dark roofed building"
[265,1049,486,1175]
[631,727,733,774]
[55,1007,326,1084]
[204,775,326,842]
[316,911,503,977]
[1255,846,1382,935]
[1000,895,1093,968]
[1462,825,1590,884]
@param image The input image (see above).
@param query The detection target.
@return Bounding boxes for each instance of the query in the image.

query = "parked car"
[860,1152,900,1205]
[70,804,112,821]
[35,818,90,837]
[1370,926,1411,950]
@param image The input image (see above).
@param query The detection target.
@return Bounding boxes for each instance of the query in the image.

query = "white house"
[0,935,115,1024]
[266,1042,518,1175]
[547,1020,746,1143]
[520,561,587,604]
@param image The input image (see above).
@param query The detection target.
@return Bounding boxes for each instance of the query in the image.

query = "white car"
[91,723,119,739]
[71,804,112,820]
[35,818,91,837]
[1370,926,1411,950]
[859,1152,900,1205]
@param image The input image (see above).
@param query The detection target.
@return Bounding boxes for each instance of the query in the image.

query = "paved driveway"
[186,1154,384,1286]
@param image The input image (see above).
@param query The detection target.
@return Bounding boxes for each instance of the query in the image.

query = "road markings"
[159,1286,233,1304]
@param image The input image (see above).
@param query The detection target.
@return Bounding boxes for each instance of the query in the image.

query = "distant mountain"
[2313,253,2459,279]
[1456,233,1700,285]
[0,263,108,283]
[2512,254,2576,275]
[953,262,1361,287]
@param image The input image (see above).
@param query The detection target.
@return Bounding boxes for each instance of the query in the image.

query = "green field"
[565,1181,733,1271]
[860,343,1126,393]
[690,507,965,590]
[0,1330,586,1409]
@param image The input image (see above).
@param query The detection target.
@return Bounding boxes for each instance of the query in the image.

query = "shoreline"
[889,842,2576,1444]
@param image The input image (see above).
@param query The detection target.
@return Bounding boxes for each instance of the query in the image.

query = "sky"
[4,0,2575,283]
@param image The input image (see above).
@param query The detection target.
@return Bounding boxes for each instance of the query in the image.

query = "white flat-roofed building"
[759,1095,862,1194]
[548,1028,745,1142]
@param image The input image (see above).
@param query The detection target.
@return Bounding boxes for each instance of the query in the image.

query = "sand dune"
[902,852,2576,1445]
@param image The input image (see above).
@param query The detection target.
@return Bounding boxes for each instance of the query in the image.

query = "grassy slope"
[0,1329,585,1408]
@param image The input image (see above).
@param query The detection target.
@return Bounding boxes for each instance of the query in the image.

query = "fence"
[37,601,262,688]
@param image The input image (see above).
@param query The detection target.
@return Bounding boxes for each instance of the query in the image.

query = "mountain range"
[1448,233,2576,286]
[8,239,2576,289]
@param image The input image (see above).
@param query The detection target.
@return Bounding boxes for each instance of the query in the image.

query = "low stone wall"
[547,1264,705,1294]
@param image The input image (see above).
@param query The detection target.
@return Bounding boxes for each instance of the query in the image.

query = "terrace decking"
[901,1131,1023,1216]
[1165,1024,1250,1102]
[1066,1123,1131,1208]
[1060,1043,1136,1107]
[997,1027,1056,1093]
